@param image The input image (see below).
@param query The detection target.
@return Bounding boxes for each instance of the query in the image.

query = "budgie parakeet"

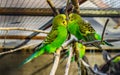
[20,14,68,66]
[71,42,86,62]
[60,42,85,63]
[112,56,120,63]
[67,13,113,49]
[77,43,86,58]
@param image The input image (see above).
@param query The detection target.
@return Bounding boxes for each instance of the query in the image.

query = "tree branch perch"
[71,0,81,14]
[0,27,49,34]
[50,47,62,75]
[47,0,59,15]
[0,42,40,55]
[64,46,73,75]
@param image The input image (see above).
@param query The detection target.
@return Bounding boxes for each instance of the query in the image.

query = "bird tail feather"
[19,48,45,67]
[104,41,114,47]
[86,34,102,49]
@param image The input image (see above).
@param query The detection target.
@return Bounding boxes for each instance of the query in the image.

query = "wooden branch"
[0,35,46,40]
[50,38,76,75]
[82,40,106,45]
[77,60,81,75]
[80,58,95,74]
[86,46,120,50]
[0,27,49,34]
[50,47,62,75]
[64,47,73,75]
[65,0,70,21]
[47,0,59,15]
[71,0,81,14]
[0,42,40,55]
[101,19,109,43]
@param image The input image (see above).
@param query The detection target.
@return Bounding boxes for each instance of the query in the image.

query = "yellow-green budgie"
[19,14,68,66]
[78,43,86,58]
[62,43,86,62]
[74,42,86,60]
[112,56,120,63]
[67,13,113,49]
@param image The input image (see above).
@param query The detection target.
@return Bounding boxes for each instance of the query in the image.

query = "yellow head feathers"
[69,13,82,22]
[52,14,67,27]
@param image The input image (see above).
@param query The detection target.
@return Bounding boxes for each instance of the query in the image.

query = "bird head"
[52,14,67,27]
[68,13,83,23]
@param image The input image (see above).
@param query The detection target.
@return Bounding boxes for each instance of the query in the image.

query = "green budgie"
[60,43,86,63]
[77,43,86,58]
[112,56,120,63]
[74,42,86,61]
[20,14,68,66]
[67,13,113,49]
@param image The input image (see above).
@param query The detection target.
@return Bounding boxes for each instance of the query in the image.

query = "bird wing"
[78,21,95,36]
[44,28,58,44]
[19,28,58,67]
[78,21,102,48]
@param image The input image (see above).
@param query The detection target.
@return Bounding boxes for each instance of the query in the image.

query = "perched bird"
[60,42,86,63]
[19,14,68,66]
[74,42,86,61]
[67,13,113,49]
[112,56,120,63]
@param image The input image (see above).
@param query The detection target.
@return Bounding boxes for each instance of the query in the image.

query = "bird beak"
[64,21,67,25]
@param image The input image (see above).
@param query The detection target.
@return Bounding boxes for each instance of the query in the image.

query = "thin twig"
[77,60,81,75]
[71,0,81,14]
[65,0,70,21]
[80,58,95,74]
[47,0,59,15]
[64,46,73,75]
[50,47,62,75]
[0,27,49,34]
[101,19,109,43]
[0,42,40,55]
[82,40,107,45]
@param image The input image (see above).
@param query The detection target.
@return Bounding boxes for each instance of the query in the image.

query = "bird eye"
[63,21,65,24]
